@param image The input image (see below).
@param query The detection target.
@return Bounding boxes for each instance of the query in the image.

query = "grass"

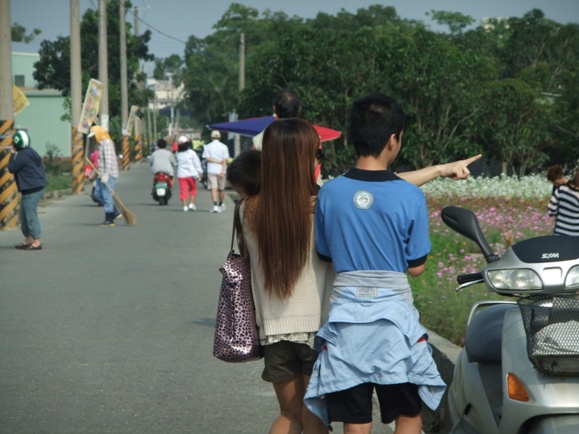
[46,174,72,192]
[44,157,73,192]
[414,175,554,345]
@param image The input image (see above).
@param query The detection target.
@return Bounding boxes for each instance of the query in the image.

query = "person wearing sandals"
[8,130,47,251]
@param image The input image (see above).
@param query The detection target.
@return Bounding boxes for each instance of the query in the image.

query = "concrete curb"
[42,188,73,202]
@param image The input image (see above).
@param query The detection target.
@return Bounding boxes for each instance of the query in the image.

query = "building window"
[14,75,25,87]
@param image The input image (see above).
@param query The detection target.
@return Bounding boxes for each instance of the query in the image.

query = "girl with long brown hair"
[240,118,330,434]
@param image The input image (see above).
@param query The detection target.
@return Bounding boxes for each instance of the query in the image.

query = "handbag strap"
[230,199,248,256]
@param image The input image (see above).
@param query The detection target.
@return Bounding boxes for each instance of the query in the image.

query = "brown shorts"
[261,340,318,383]
[327,382,422,424]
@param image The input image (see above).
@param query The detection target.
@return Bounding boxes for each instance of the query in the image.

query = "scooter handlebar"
[457,272,484,285]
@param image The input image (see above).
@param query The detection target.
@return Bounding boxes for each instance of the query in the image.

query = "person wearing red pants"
[175,136,203,212]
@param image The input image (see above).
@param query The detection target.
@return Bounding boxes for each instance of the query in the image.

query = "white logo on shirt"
[354,190,373,209]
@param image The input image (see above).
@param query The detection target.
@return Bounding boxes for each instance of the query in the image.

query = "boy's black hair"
[349,92,405,158]
[226,150,261,196]
[157,138,167,149]
[273,88,302,119]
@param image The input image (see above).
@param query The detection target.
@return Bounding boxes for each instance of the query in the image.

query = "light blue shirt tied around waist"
[304,271,447,426]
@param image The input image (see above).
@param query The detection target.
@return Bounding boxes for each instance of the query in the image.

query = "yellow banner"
[78,79,104,134]
[13,86,30,115]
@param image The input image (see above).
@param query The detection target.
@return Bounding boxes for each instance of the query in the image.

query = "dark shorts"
[327,382,422,424]
[261,340,318,383]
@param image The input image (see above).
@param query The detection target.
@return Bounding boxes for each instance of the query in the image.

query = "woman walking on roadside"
[175,136,203,212]
[240,118,331,434]
[8,130,47,251]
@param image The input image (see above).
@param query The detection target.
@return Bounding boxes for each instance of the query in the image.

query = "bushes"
[43,144,72,191]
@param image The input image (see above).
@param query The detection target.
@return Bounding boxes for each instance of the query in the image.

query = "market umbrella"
[208,115,341,142]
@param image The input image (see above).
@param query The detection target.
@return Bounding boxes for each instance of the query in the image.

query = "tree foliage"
[170,4,578,174]
[32,0,154,125]
[11,23,41,43]
[29,2,576,173]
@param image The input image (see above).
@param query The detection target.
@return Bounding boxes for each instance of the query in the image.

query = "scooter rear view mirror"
[441,206,499,263]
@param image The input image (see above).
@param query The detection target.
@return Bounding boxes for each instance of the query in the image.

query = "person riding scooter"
[149,138,176,181]
[148,138,176,204]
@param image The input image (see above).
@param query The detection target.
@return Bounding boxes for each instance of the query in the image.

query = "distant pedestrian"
[252,88,302,150]
[203,130,229,213]
[8,130,47,250]
[176,136,203,212]
[548,169,579,236]
[89,126,121,227]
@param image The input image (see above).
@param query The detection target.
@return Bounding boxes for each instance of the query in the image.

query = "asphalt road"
[0,162,395,434]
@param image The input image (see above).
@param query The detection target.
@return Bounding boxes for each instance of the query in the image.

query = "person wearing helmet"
[202,130,230,213]
[8,130,47,250]
[90,125,121,227]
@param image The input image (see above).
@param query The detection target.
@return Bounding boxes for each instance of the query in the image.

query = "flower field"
[414,175,554,345]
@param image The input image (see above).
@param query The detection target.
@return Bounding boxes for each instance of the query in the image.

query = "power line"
[128,8,187,45]
[86,0,187,56]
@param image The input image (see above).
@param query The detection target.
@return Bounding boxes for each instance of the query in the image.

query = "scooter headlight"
[487,269,543,291]
[565,265,579,289]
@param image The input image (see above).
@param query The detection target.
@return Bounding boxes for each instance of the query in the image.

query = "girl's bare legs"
[269,374,329,434]
[270,377,304,434]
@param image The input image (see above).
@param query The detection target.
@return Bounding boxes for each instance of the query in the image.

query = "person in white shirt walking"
[203,130,230,212]
[176,136,203,212]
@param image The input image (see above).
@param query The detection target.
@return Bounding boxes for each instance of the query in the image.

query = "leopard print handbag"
[213,203,263,362]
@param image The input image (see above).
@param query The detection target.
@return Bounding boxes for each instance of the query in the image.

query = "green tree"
[476,79,551,175]
[32,0,154,128]
[11,23,41,43]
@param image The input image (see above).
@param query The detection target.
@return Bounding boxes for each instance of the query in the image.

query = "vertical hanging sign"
[78,79,104,134]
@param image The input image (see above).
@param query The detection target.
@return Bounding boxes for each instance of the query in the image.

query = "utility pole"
[70,0,84,193]
[119,0,130,170]
[0,0,18,229]
[98,0,109,131]
[234,32,246,157]
[133,6,144,162]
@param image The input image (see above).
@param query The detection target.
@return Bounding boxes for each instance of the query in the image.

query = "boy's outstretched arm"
[398,154,482,187]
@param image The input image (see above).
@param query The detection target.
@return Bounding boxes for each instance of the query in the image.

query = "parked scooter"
[441,206,579,434]
[151,172,172,205]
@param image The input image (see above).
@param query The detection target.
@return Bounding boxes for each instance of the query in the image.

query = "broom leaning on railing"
[85,157,137,226]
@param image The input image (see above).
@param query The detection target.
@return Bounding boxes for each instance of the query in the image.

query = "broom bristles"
[112,191,137,226]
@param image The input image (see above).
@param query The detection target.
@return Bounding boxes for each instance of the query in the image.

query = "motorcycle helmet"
[13,130,30,149]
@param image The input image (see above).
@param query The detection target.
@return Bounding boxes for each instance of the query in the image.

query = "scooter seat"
[466,304,517,363]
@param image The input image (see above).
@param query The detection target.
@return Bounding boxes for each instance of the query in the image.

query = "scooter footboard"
[528,415,579,434]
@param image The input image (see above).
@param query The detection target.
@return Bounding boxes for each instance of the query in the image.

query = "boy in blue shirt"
[305,93,446,434]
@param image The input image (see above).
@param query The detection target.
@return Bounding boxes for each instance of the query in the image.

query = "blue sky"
[11,0,579,65]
